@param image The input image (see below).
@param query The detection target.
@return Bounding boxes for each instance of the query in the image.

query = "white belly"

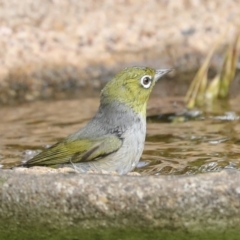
[114,117,146,174]
[72,114,146,175]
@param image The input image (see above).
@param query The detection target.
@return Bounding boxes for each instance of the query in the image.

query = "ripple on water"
[1,97,240,175]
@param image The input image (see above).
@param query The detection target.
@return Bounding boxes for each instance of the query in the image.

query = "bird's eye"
[140,75,152,89]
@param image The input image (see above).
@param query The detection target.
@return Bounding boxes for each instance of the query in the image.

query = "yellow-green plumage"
[28,135,122,166]
[24,66,171,174]
[101,67,156,115]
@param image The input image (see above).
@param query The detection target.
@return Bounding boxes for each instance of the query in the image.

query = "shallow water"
[1,97,240,175]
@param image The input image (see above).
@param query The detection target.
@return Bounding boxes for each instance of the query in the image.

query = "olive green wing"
[25,135,122,167]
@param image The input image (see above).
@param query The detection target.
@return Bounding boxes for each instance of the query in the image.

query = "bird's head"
[100,66,171,115]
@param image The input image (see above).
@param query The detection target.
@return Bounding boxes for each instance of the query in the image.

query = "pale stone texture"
[0,0,239,103]
[0,169,240,239]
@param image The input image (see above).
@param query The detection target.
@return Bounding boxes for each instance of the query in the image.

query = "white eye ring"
[140,75,152,89]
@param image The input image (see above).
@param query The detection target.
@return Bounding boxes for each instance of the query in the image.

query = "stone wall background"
[0,0,239,103]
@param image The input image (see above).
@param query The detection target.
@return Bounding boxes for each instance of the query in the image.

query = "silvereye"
[24,67,171,174]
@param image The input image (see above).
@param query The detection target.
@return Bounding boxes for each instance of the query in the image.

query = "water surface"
[1,97,240,175]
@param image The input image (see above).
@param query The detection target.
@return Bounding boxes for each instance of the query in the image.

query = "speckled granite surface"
[0,0,239,103]
[0,169,240,239]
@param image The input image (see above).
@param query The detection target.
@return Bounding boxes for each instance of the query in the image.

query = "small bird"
[24,66,171,174]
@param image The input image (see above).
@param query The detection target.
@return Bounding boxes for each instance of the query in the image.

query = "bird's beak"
[154,69,172,82]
